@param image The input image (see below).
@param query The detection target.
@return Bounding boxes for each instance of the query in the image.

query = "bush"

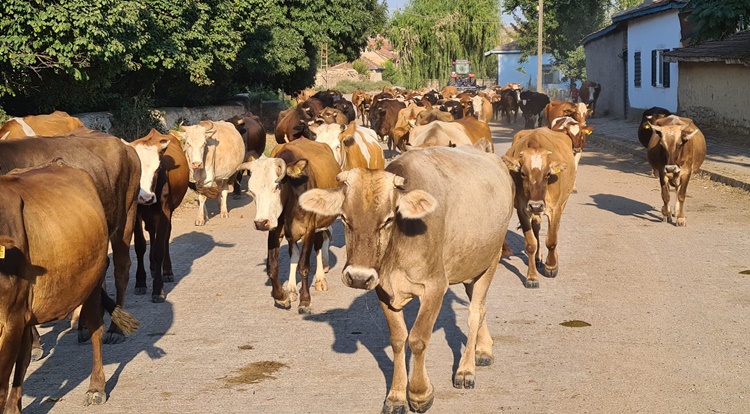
[332,80,393,94]
[110,95,165,142]
[352,59,370,76]
[382,60,402,86]
[0,106,9,124]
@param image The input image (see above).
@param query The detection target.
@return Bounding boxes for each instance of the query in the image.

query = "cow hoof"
[220,212,229,219]
[298,306,312,315]
[30,346,44,362]
[525,279,539,289]
[476,353,494,366]
[195,218,205,226]
[287,291,299,303]
[453,371,475,389]
[103,332,125,345]
[381,401,408,414]
[135,286,147,295]
[676,218,686,227]
[84,390,107,406]
[543,266,558,278]
[274,298,292,310]
[152,294,166,303]
[323,265,330,273]
[408,391,435,413]
[314,279,329,292]
[572,188,578,194]
[163,272,175,282]
[78,328,91,344]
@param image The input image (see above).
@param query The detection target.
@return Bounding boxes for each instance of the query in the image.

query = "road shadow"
[585,193,662,223]
[499,230,530,286]
[303,288,469,395]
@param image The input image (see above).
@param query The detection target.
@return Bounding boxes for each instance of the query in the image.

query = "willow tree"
[388,0,501,89]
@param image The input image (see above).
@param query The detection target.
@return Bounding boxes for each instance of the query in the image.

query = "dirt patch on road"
[220,361,288,387]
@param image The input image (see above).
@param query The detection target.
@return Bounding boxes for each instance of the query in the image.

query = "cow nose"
[527,201,545,213]
[665,165,680,174]
[342,266,379,290]
[191,162,203,169]
[254,219,270,231]
[139,193,156,205]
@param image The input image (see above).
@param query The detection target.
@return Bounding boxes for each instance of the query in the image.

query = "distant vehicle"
[448,59,483,92]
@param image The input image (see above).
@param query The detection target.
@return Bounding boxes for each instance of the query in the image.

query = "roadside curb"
[593,130,750,193]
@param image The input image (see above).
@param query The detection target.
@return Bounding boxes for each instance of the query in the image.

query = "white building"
[484,41,568,94]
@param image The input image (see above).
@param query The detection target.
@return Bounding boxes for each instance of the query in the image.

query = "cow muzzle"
[191,161,204,170]
[664,165,681,174]
[254,219,271,231]
[342,266,379,290]
[138,193,157,205]
[527,201,545,213]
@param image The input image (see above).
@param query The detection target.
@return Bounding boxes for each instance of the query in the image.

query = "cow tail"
[101,288,140,335]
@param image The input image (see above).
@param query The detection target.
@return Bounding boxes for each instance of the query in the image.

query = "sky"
[386,0,517,25]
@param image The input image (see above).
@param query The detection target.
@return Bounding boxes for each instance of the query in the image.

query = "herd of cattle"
[0,78,706,413]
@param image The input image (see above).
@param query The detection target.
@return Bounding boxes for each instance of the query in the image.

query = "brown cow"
[240,138,341,313]
[0,134,140,344]
[369,99,406,153]
[352,89,373,127]
[579,81,602,117]
[638,106,672,148]
[298,143,514,413]
[440,85,459,99]
[646,115,706,226]
[548,116,594,192]
[129,130,190,302]
[225,112,266,197]
[314,122,385,170]
[0,161,139,410]
[544,101,591,127]
[275,107,316,144]
[414,108,454,125]
[391,103,427,152]
[0,111,85,140]
[498,88,520,124]
[319,107,349,125]
[503,129,576,288]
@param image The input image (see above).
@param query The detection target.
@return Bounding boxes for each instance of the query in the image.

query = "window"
[634,51,641,88]
[542,64,561,84]
[651,49,671,88]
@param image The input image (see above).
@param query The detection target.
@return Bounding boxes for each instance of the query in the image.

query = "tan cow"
[318,107,348,125]
[314,122,385,170]
[0,111,86,140]
[544,100,591,127]
[441,85,459,99]
[503,129,576,288]
[470,95,493,123]
[407,121,473,149]
[646,115,706,226]
[352,90,373,127]
[174,121,246,225]
[299,143,514,413]
[414,108,454,125]
[548,116,594,192]
[391,103,427,151]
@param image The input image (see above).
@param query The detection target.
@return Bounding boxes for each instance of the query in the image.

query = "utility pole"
[537,0,543,92]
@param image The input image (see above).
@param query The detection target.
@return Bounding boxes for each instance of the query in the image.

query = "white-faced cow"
[241,138,341,314]
[314,122,385,170]
[470,95,493,123]
[503,129,576,288]
[0,161,139,411]
[299,142,514,413]
[175,121,246,226]
[646,115,706,226]
[549,116,594,192]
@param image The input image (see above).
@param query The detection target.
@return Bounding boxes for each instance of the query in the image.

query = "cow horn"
[336,171,350,183]
[1,131,11,140]
[393,175,406,188]
[274,158,286,183]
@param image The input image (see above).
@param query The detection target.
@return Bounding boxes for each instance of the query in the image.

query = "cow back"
[204,121,246,182]
[0,111,86,140]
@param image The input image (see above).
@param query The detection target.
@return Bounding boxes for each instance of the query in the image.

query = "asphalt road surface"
[23,121,750,414]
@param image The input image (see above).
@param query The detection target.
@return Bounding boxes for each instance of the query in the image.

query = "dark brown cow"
[0,111,85,140]
[638,106,672,148]
[440,100,464,120]
[646,115,706,226]
[503,129,576,288]
[579,81,602,117]
[240,139,341,314]
[225,112,267,197]
[129,131,190,302]
[0,134,140,344]
[369,99,406,151]
[332,99,357,124]
[0,161,139,410]
[275,107,316,144]
[298,143,514,413]
[319,107,349,125]
[498,89,519,124]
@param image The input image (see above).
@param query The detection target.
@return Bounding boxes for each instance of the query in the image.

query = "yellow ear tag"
[0,245,5,259]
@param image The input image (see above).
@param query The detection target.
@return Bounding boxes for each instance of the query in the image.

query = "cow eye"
[382,215,395,228]
[520,171,527,178]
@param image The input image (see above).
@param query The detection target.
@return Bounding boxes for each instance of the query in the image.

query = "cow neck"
[202,139,218,185]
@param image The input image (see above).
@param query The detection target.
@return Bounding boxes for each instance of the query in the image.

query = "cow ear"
[548,161,567,175]
[299,188,345,216]
[341,134,355,147]
[397,190,438,219]
[502,155,521,172]
[683,129,699,141]
[648,123,663,134]
[286,159,308,178]
[393,175,406,189]
[550,117,567,131]
[236,118,245,125]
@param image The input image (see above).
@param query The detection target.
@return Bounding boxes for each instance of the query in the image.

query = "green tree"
[502,0,607,85]
[388,0,501,88]
[352,59,370,75]
[382,60,402,85]
[686,0,750,44]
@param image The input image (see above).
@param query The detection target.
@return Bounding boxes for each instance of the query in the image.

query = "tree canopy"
[686,0,750,44]
[0,0,386,114]
[388,0,501,89]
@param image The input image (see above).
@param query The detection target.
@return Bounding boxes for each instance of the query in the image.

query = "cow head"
[299,169,437,291]
[131,129,171,205]
[178,121,216,171]
[551,117,593,153]
[320,107,343,125]
[470,96,484,119]
[241,155,308,231]
[314,123,347,166]
[503,148,567,214]
[648,116,700,174]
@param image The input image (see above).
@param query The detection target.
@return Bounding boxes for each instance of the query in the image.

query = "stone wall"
[315,69,368,89]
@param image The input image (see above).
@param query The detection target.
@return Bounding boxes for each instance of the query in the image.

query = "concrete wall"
[495,52,568,91]
[627,10,682,113]
[584,29,626,118]
[678,62,750,134]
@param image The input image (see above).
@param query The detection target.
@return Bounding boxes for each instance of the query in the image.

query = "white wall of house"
[492,52,568,91]
[627,10,681,111]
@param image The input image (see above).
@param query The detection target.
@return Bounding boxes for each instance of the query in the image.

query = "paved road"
[24,121,750,413]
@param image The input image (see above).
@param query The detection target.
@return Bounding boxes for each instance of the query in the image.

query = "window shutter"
[662,49,671,88]
[634,52,641,87]
[651,50,657,87]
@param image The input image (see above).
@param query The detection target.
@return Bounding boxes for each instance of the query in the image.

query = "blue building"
[484,41,569,93]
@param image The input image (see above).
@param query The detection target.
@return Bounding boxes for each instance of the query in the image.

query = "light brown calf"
[0,111,86,140]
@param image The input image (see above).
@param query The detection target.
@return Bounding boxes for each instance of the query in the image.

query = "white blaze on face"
[182,125,209,170]
[587,86,595,103]
[471,96,483,115]
[530,153,544,171]
[568,123,580,137]
[247,157,285,230]
[315,124,344,165]
[133,143,162,205]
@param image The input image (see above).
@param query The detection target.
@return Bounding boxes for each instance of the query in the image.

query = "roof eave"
[612,2,685,24]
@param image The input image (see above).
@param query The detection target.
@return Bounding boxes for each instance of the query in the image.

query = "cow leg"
[377,288,410,414]
[674,173,691,227]
[659,172,672,223]
[267,225,290,309]
[406,286,444,412]
[286,240,300,304]
[297,232,315,314]
[232,171,243,199]
[312,231,329,292]
[1,321,29,414]
[195,193,207,226]
[106,205,136,344]
[81,288,107,406]
[162,211,176,282]
[219,180,230,218]
[150,214,168,303]
[518,209,541,288]
[134,214,148,295]
[30,325,43,362]
[542,208,562,278]
[572,151,582,193]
